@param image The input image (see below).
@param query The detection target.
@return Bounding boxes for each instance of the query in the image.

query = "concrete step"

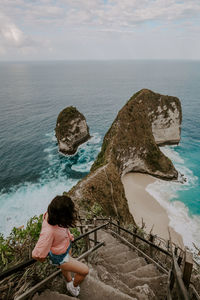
[98,230,117,246]
[93,264,155,300]
[32,290,78,300]
[121,273,167,288]
[98,244,132,258]
[116,257,147,273]
[131,284,156,300]
[127,264,161,278]
[95,256,146,275]
[79,275,136,300]
[94,229,167,298]
[98,230,132,249]
[33,230,168,300]
[120,273,168,298]
[102,250,138,265]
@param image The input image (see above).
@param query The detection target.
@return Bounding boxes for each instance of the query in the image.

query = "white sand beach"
[122,173,184,249]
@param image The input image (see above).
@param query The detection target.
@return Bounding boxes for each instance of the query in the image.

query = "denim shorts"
[48,244,71,266]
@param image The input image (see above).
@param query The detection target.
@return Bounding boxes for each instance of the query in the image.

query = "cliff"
[55,106,90,155]
[68,89,182,223]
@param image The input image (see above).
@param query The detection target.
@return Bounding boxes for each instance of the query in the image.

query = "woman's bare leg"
[60,257,89,287]
[61,269,72,282]
[61,249,72,282]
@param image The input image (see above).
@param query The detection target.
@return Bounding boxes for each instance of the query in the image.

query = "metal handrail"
[110,221,172,257]
[167,235,190,300]
[15,241,105,300]
[74,222,109,242]
[110,229,168,275]
[172,253,190,300]
[1,217,199,300]
[0,258,35,281]
[0,222,109,281]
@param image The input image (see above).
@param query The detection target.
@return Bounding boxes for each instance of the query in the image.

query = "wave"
[0,178,77,237]
[160,146,198,186]
[146,181,200,249]
[146,145,200,250]
[71,134,101,172]
[0,131,102,236]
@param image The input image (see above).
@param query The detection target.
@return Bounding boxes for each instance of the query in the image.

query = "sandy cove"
[122,173,184,249]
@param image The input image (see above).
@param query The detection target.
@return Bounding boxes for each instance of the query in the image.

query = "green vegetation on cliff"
[69,89,181,225]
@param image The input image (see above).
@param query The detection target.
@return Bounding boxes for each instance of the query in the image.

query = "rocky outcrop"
[55,106,90,155]
[68,89,182,223]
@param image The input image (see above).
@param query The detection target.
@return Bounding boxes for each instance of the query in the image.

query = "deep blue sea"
[0,60,199,249]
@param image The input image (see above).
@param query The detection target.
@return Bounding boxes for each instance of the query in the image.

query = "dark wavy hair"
[47,195,77,228]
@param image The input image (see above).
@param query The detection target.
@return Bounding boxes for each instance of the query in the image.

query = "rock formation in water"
[55,106,90,155]
[68,89,182,223]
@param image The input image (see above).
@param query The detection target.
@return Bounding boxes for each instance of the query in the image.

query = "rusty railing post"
[167,240,170,252]
[93,217,97,246]
[149,234,155,257]
[108,216,112,230]
[117,219,120,235]
[84,225,90,262]
[78,215,83,234]
[133,227,137,245]
[182,250,193,289]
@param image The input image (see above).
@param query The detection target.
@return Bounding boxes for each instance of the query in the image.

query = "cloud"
[0,14,30,48]
[2,0,200,29]
[0,0,200,60]
[0,13,53,58]
[62,0,200,28]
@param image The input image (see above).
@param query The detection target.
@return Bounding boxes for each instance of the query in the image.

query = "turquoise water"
[0,60,199,248]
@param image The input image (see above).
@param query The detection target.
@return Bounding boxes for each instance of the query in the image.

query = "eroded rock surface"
[55,106,90,155]
[68,89,182,222]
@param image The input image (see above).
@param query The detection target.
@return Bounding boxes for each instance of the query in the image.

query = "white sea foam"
[160,146,198,186]
[146,145,200,251]
[0,131,102,237]
[71,133,102,172]
[45,132,57,142]
[0,178,77,237]
[146,181,200,249]
[160,146,184,164]
[71,161,93,172]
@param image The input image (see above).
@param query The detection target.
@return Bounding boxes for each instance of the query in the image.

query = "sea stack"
[68,89,182,223]
[55,106,90,155]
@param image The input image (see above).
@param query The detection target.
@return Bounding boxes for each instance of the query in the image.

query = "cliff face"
[68,89,182,223]
[147,93,182,146]
[55,106,90,155]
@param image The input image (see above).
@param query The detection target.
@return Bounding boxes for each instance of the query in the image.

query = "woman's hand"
[70,233,74,242]
[32,255,46,262]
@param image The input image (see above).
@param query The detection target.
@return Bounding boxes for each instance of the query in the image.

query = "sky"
[0,0,200,61]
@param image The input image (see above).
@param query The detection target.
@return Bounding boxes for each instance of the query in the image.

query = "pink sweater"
[32,213,74,259]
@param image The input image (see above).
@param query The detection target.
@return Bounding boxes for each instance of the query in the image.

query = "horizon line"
[0,58,200,63]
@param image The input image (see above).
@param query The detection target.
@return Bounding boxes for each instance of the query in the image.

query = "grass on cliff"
[91,90,147,172]
[0,215,84,299]
[57,106,79,124]
[0,215,84,272]
[55,106,81,138]
[91,138,109,171]
[0,215,43,271]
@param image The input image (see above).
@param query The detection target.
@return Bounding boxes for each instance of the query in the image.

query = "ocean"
[0,60,199,250]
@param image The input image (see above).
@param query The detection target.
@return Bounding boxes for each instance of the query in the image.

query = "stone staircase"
[32,230,168,300]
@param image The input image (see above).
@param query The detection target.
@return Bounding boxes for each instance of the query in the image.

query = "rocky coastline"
[67,89,182,223]
[55,106,90,155]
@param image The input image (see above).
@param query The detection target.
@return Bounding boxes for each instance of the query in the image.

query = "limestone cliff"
[68,89,182,223]
[55,106,90,155]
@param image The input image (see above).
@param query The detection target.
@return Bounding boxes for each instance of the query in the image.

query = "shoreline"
[122,172,184,249]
